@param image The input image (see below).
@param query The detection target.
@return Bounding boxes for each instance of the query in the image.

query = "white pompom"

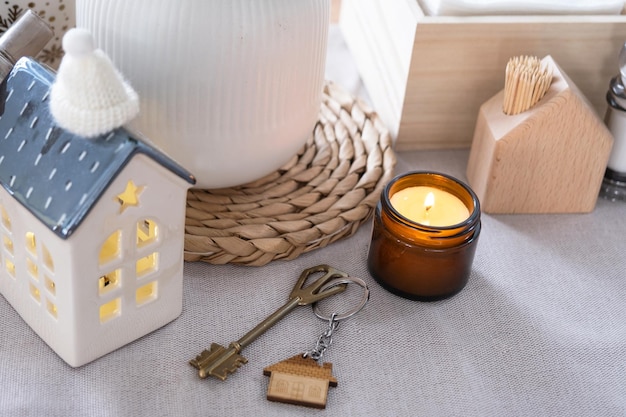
[62,28,95,57]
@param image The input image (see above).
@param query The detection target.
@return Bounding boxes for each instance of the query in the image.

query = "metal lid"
[0,10,53,80]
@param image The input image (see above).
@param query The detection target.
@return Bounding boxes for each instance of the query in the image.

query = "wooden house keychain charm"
[263,277,369,409]
[0,27,195,367]
[263,354,338,409]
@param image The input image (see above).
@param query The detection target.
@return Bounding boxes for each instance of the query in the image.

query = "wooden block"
[340,0,626,149]
[466,56,614,213]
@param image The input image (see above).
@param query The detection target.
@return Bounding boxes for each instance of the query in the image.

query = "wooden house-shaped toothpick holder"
[466,55,614,213]
[0,57,195,367]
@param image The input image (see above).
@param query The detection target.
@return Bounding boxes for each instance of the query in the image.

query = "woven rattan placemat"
[183,82,396,266]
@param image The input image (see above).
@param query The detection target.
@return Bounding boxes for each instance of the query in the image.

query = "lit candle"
[390,186,470,226]
[368,172,481,301]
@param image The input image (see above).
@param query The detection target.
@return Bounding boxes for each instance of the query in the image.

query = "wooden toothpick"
[502,55,553,115]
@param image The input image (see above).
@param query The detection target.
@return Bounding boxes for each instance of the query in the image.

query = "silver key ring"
[313,276,370,321]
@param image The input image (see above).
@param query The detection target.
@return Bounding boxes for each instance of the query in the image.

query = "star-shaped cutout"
[116,180,144,213]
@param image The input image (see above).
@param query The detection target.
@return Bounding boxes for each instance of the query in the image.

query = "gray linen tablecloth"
[1,26,625,417]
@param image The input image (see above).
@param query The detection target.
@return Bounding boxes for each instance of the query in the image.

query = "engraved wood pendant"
[263,354,338,409]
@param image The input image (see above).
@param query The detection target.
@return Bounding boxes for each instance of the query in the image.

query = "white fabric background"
[1,26,625,417]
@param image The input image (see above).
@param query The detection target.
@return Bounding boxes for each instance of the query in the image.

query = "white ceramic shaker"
[602,42,626,201]
[76,0,330,188]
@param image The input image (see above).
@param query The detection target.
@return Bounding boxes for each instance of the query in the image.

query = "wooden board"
[331,0,341,22]
[340,0,626,150]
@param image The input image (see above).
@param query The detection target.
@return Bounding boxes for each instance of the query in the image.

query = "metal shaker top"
[0,10,53,80]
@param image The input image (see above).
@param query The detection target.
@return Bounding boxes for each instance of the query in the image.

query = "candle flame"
[424,192,435,212]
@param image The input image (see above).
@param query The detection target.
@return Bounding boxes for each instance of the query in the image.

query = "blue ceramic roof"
[0,57,195,239]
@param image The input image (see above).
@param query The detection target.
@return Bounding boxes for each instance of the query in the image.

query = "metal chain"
[303,313,339,362]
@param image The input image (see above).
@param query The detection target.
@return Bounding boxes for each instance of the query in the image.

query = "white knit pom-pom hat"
[49,28,139,138]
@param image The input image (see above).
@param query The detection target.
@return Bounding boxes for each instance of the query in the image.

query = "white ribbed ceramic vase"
[76,0,329,188]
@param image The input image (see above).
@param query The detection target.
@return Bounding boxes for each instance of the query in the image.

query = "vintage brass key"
[189,265,348,381]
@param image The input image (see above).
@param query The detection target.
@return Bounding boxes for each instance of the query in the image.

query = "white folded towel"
[419,0,625,16]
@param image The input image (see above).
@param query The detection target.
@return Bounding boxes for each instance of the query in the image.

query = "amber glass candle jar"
[367,172,481,301]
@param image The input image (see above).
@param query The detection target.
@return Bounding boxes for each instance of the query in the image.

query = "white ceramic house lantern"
[0,52,195,366]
